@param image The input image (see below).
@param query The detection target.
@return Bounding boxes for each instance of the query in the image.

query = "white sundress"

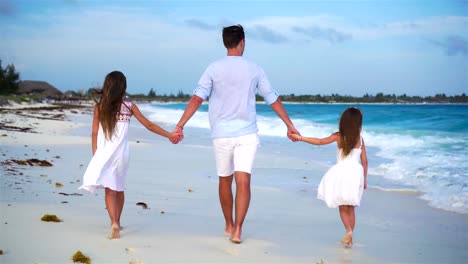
[317,138,364,208]
[79,102,132,192]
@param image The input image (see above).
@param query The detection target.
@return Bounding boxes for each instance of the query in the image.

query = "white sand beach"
[0,102,467,264]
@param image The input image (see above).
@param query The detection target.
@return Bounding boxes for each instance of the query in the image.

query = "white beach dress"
[79,102,132,193]
[317,139,364,208]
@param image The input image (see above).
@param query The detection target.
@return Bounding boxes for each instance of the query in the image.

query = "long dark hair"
[339,107,363,157]
[92,71,127,140]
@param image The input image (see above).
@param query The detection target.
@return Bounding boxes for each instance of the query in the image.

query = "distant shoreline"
[1,96,467,107]
[279,101,468,105]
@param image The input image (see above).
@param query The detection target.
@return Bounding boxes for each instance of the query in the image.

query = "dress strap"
[359,137,363,149]
[122,101,132,111]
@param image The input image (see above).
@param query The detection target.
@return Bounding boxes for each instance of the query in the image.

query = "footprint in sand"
[126,247,144,264]
[224,245,240,256]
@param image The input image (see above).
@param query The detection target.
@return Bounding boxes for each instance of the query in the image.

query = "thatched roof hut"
[17,81,63,98]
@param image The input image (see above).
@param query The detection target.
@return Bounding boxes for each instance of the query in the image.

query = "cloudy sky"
[1,0,467,96]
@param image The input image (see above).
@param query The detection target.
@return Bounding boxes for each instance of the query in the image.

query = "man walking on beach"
[172,24,300,243]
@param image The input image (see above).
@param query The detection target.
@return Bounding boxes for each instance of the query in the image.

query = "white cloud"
[237,15,468,42]
[1,6,466,95]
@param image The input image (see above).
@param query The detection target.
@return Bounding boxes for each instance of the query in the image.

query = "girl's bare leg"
[105,188,120,239]
[350,206,356,231]
[339,205,353,245]
[116,191,125,229]
[348,206,356,245]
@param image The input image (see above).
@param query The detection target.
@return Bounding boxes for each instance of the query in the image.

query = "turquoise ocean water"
[140,103,468,214]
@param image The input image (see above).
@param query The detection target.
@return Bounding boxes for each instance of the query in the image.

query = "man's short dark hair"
[222,24,245,49]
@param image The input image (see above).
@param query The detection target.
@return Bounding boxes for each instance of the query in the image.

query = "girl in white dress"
[80,71,179,239]
[292,107,368,246]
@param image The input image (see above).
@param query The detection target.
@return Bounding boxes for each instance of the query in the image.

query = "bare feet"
[111,222,124,231]
[230,227,242,244]
[110,224,120,239]
[225,225,234,237]
[340,231,353,246]
[229,236,241,244]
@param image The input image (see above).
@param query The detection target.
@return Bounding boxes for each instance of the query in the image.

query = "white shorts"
[212,133,259,177]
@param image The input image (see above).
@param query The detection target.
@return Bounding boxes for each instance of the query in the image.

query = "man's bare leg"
[219,175,234,235]
[230,171,251,243]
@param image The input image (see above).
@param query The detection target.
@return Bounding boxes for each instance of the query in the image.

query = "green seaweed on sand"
[41,214,62,222]
[2,159,53,167]
[72,250,91,264]
[55,182,63,187]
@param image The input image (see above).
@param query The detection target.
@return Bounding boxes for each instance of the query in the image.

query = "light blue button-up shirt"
[193,56,279,138]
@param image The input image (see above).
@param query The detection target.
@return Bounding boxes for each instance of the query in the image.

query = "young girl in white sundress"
[292,107,368,246]
[80,71,179,239]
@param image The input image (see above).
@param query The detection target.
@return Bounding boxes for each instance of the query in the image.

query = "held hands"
[168,132,182,144]
[290,134,302,142]
[169,125,184,144]
[287,126,301,142]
